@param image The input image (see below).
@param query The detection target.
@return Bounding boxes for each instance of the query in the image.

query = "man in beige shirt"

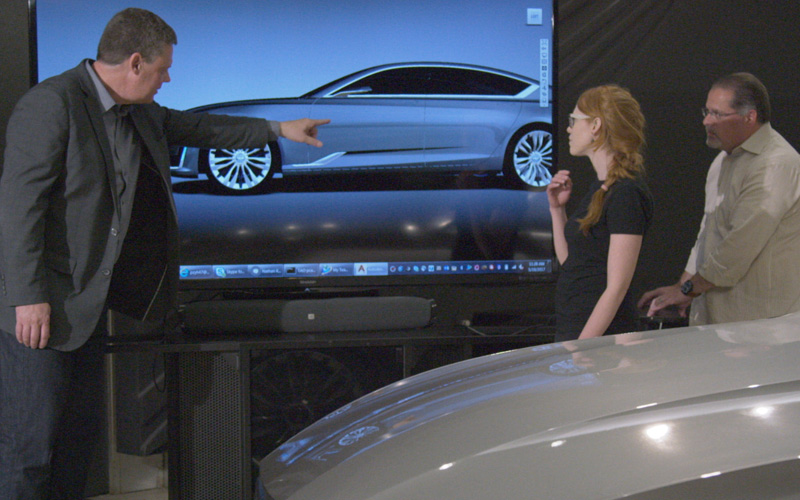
[639,73,800,325]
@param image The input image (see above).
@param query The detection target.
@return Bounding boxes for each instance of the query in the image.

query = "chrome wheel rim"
[513,130,553,187]
[208,147,272,191]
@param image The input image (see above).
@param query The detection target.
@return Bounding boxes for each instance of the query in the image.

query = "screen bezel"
[32,0,560,296]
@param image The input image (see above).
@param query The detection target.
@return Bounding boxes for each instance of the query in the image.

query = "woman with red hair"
[547,84,654,342]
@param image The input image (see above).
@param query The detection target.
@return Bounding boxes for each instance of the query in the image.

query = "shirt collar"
[733,122,773,156]
[85,60,117,113]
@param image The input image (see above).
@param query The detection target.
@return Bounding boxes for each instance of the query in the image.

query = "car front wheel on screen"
[206,145,276,193]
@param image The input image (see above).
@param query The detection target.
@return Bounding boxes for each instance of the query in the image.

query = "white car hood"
[260,313,800,499]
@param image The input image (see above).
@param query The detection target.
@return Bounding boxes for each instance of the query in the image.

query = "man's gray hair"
[712,72,771,124]
[96,8,177,65]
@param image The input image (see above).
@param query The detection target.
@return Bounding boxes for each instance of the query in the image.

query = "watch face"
[681,280,694,295]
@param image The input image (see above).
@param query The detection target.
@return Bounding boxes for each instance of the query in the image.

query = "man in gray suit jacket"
[0,8,328,498]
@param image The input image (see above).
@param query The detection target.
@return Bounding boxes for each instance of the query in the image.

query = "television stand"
[153,325,554,499]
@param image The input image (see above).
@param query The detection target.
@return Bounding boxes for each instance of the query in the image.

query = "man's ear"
[128,53,143,74]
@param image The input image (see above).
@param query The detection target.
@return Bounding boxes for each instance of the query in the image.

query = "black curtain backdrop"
[0,0,35,165]
[557,0,800,298]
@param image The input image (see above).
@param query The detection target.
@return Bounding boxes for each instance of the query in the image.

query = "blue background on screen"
[37,0,552,110]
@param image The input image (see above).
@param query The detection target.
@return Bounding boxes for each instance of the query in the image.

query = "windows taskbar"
[179,259,553,280]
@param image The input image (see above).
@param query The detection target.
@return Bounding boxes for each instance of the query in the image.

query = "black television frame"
[32,0,560,318]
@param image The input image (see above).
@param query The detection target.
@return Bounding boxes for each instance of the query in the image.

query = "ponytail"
[577,150,642,235]
[577,182,610,235]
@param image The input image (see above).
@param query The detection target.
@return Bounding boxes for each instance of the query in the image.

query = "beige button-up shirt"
[686,122,800,325]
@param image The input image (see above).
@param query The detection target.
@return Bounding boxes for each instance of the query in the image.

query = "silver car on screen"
[258,312,800,499]
[171,62,553,193]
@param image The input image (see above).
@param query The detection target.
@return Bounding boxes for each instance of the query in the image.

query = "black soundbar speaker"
[182,296,436,334]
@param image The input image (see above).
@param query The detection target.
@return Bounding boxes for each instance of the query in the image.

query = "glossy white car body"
[259,313,800,499]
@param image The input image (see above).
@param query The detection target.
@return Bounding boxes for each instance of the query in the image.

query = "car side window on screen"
[425,67,530,96]
[337,68,431,96]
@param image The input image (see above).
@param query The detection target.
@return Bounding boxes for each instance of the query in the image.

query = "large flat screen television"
[35,0,557,304]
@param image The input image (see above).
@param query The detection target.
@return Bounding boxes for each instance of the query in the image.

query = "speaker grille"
[177,352,246,499]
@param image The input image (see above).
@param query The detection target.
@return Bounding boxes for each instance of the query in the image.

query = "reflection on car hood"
[260,313,800,500]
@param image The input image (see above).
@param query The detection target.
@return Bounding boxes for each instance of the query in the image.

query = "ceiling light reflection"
[748,405,774,418]
[644,423,670,441]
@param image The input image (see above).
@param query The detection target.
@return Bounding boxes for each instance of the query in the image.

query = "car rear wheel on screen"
[504,124,554,188]
[202,143,279,193]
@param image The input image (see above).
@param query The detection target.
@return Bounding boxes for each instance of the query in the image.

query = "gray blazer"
[0,60,275,350]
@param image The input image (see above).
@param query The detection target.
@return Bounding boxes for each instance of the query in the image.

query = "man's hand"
[16,303,51,349]
[279,118,331,147]
[637,284,692,317]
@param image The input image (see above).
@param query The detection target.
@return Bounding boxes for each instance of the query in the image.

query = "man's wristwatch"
[680,280,701,297]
